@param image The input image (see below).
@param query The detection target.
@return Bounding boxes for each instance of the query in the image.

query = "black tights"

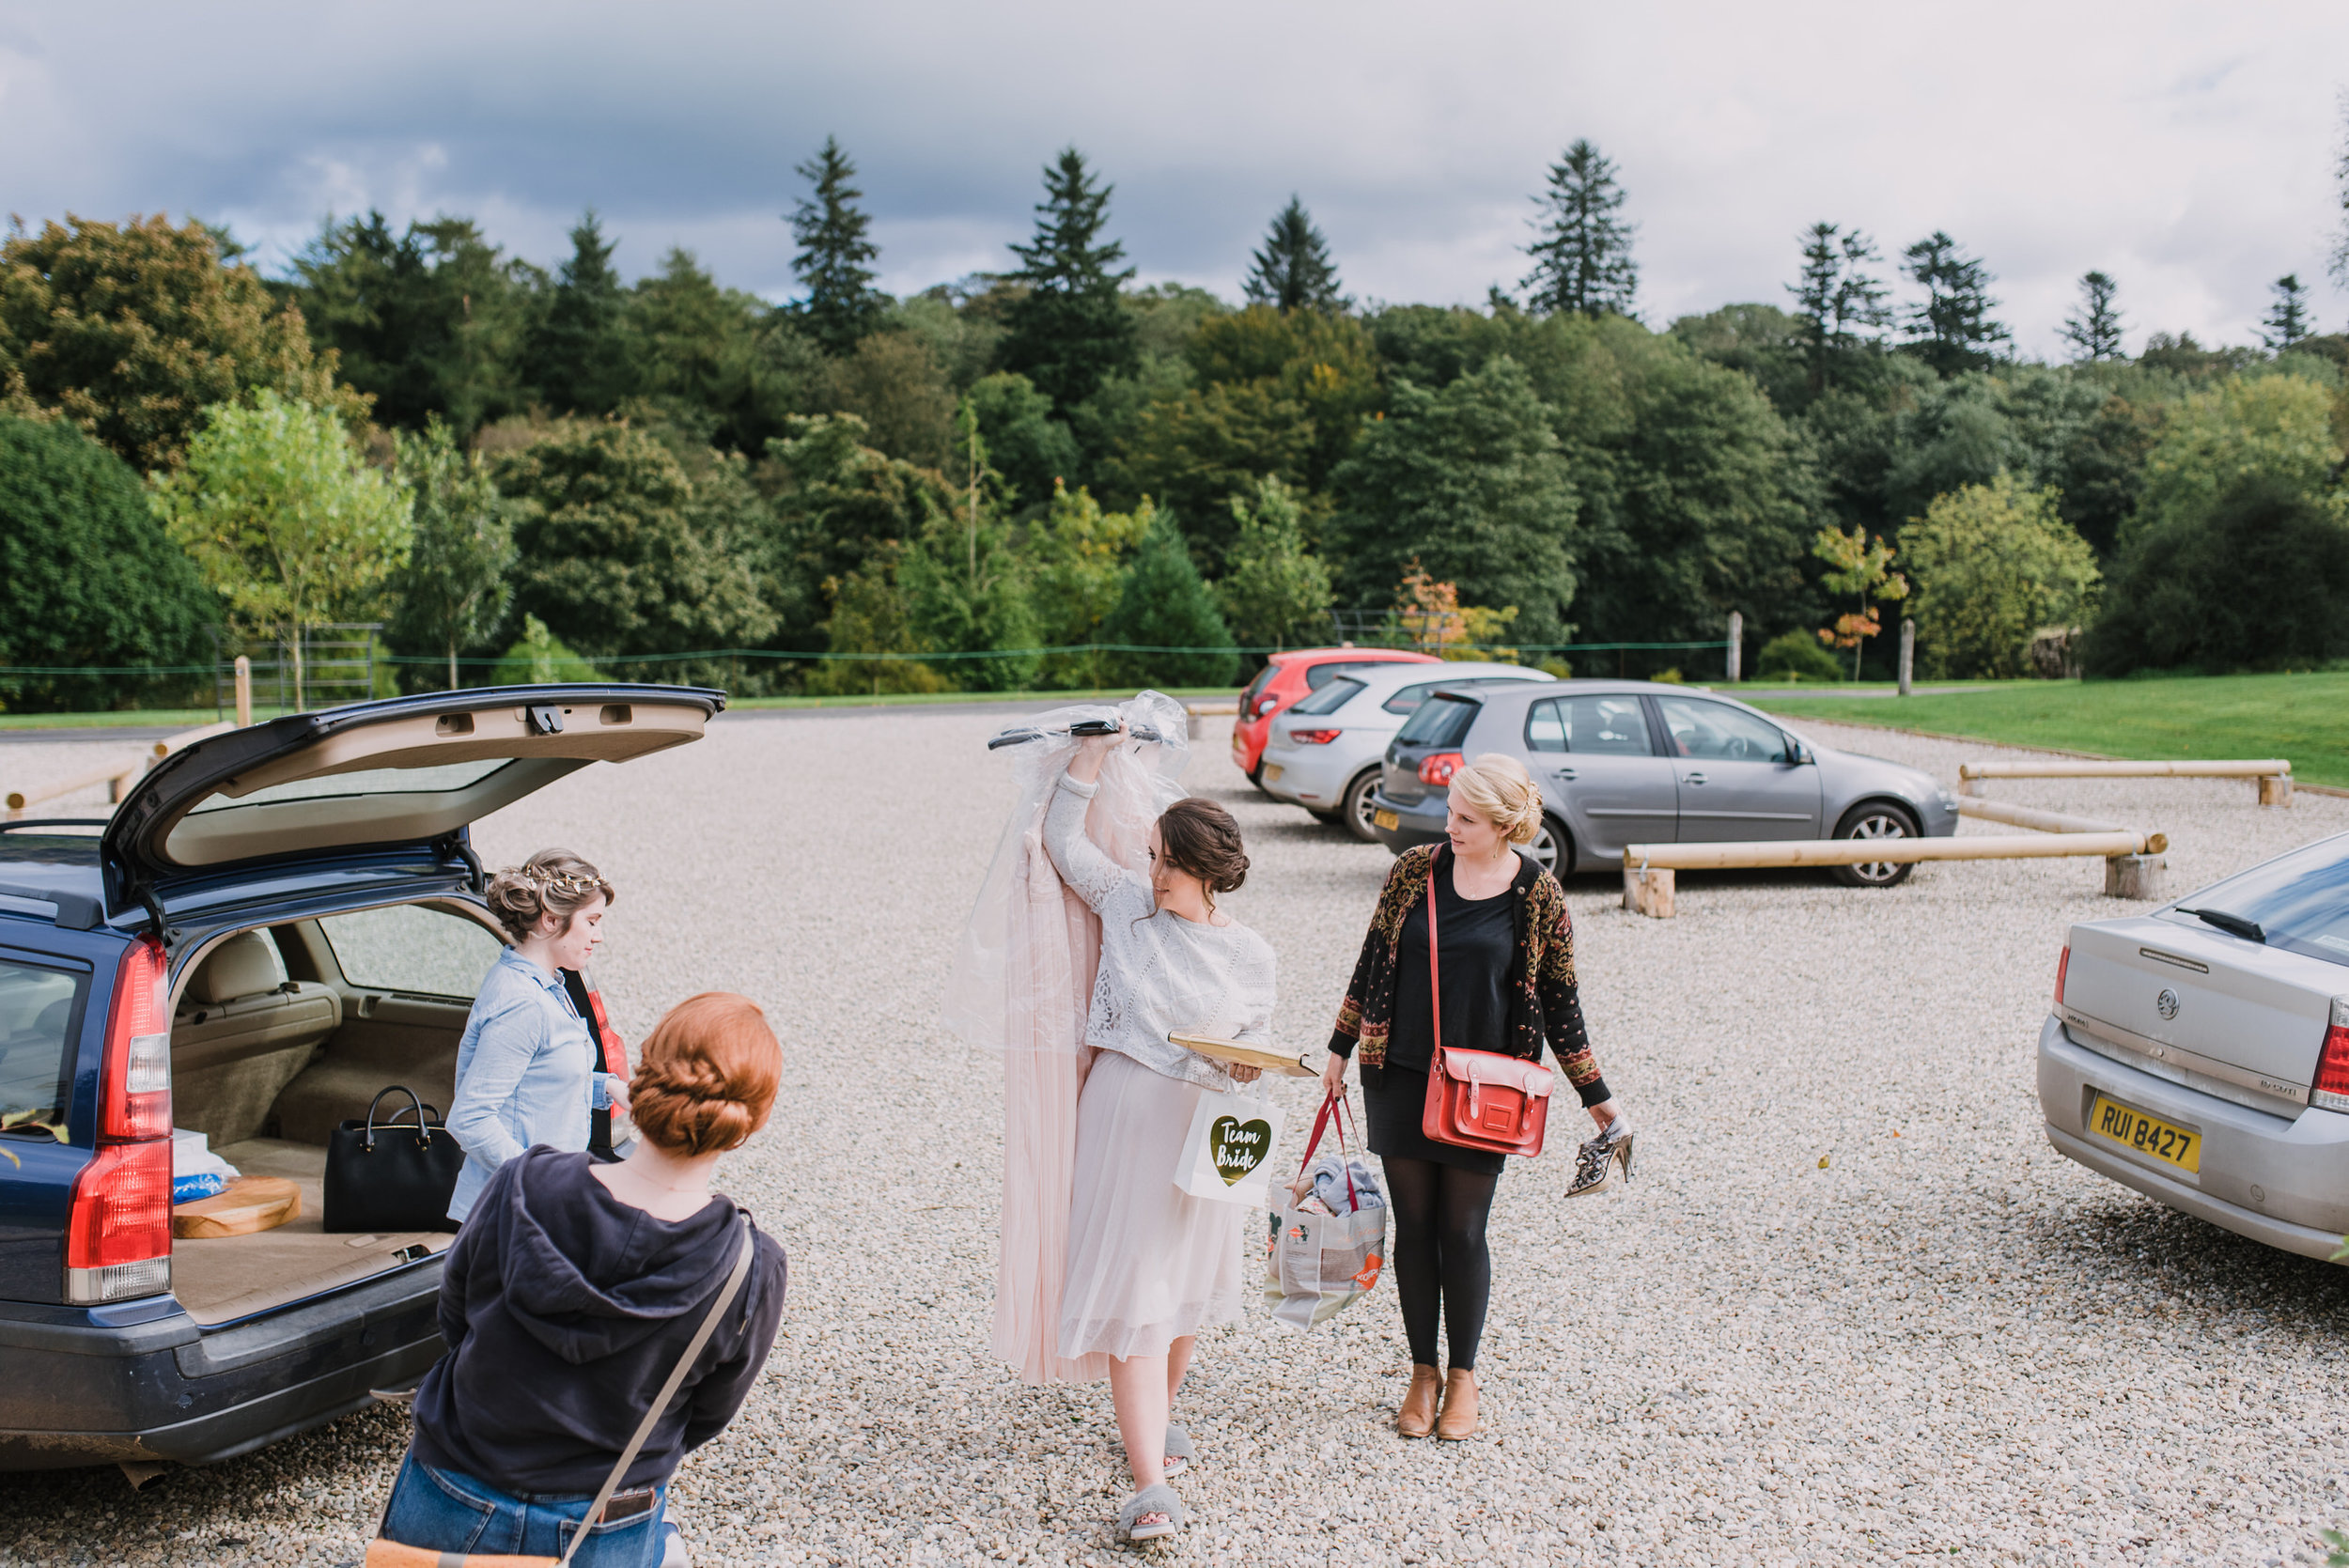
[1382,1156,1500,1371]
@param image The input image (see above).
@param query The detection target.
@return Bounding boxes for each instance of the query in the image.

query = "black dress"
[1360,862,1518,1176]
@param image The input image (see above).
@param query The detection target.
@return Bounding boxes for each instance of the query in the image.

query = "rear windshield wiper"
[2181,907,2265,943]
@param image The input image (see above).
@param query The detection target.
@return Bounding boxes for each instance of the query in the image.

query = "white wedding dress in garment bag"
[944,692,1188,1385]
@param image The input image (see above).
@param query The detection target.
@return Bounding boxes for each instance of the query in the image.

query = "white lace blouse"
[1044,773,1278,1091]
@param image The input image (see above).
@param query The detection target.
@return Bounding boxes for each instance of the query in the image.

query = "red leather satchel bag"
[1418,861,1554,1157]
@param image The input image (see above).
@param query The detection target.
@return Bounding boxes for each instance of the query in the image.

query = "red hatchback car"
[1232,647,1442,784]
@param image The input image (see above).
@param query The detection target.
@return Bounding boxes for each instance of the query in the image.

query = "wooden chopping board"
[173,1175,301,1239]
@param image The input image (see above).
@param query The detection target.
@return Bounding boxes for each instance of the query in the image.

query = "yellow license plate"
[1374,809,1400,831]
[2088,1094,2201,1173]
[1262,765,1283,784]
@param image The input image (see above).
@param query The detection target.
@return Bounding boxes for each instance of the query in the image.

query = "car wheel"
[1829,801,1921,888]
[1338,769,1385,843]
[1527,815,1573,878]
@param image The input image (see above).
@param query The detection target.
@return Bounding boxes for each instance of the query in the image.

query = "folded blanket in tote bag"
[1264,1090,1385,1330]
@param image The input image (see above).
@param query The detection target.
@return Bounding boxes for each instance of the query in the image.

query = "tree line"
[5,130,2349,711]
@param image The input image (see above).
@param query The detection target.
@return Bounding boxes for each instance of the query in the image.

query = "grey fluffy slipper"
[1161,1422,1195,1479]
[1117,1483,1185,1542]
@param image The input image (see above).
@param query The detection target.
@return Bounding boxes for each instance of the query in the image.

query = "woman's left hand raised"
[1227,1064,1262,1084]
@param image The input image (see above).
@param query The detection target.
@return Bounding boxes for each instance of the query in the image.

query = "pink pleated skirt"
[1056,1049,1245,1360]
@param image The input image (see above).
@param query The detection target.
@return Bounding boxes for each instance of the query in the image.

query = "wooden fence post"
[234,656,253,728]
[1898,618,1914,697]
[1725,612,1742,682]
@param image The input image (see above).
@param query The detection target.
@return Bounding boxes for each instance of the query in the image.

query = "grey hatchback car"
[2039,832,2349,1260]
[1366,679,1959,883]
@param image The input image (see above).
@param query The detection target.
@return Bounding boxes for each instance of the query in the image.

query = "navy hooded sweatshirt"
[412,1146,787,1495]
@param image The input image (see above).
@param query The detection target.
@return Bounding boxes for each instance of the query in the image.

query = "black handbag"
[324,1087,465,1234]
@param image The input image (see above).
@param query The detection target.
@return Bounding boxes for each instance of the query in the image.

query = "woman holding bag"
[1043,723,1276,1543]
[1322,753,1628,1441]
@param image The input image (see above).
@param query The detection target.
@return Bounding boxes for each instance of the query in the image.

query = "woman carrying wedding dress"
[1039,721,1276,1544]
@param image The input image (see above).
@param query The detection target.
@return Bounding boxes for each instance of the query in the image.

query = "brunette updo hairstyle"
[485,848,614,940]
[1156,797,1250,908]
[628,993,782,1157]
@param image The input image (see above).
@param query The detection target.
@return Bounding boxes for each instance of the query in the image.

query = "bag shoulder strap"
[559,1219,756,1567]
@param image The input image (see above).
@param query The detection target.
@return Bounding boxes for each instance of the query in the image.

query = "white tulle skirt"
[1057,1048,1245,1361]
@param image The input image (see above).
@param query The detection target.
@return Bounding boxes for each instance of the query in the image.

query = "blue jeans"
[380,1452,668,1566]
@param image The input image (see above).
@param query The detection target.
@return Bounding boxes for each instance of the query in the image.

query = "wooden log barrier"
[1186,699,1239,742]
[1955,797,2169,854]
[1618,831,2161,919]
[4,719,242,821]
[1957,757,2291,807]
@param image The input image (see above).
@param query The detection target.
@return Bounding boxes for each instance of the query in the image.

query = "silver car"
[1259,662,1553,840]
[2039,833,2349,1260]
[1367,679,1960,882]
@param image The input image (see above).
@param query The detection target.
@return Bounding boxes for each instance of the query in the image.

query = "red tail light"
[1418,752,1465,787]
[66,1141,173,1303]
[1252,695,1280,719]
[2314,1000,2349,1112]
[1289,729,1342,745]
[2054,945,2070,1009]
[68,938,174,1303]
[101,938,171,1141]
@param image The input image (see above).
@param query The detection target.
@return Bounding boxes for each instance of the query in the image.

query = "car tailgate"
[2063,917,2337,1100]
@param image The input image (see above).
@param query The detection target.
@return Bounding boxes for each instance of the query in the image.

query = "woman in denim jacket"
[446,849,626,1223]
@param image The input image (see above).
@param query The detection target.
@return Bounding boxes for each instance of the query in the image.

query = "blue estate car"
[0,684,721,1478]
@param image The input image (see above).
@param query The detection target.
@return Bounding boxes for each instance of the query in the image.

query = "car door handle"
[1551,767,1577,782]
[1682,771,1707,785]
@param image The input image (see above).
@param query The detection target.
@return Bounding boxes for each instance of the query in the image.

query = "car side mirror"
[1785,737,1812,765]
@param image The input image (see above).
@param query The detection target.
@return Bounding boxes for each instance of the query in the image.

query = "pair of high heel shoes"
[1566,1119,1634,1198]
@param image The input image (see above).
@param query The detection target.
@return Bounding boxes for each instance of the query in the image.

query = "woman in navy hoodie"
[378,993,789,1567]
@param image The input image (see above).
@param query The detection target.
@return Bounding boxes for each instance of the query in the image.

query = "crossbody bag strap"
[558,1220,756,1567]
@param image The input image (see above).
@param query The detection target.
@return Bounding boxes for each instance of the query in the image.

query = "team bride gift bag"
[1173,1086,1286,1207]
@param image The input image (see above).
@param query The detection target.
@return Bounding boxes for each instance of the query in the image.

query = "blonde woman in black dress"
[1321,753,1627,1439]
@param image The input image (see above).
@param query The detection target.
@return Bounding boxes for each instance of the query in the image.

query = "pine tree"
[789,136,886,356]
[1786,223,1889,391]
[2061,271,2125,363]
[1900,231,2010,376]
[1001,147,1138,413]
[2263,273,2312,351]
[1520,139,1638,318]
[525,210,635,414]
[1243,197,1347,313]
[1100,511,1238,688]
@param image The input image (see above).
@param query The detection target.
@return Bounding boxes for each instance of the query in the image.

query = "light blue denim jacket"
[445,949,596,1222]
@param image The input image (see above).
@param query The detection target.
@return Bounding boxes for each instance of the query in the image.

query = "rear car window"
[1654,695,1792,763]
[1395,695,1481,749]
[1303,660,1377,691]
[0,954,84,1141]
[1527,695,1654,755]
[1382,680,1454,716]
[319,905,504,999]
[1242,666,1275,704]
[2174,836,2349,970]
[1290,677,1365,718]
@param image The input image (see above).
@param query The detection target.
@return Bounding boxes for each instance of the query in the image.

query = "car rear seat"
[171,932,344,1146]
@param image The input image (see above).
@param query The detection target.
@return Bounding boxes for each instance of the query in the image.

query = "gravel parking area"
[8,707,2349,1567]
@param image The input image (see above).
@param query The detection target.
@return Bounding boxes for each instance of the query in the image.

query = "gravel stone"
[6,708,2348,1567]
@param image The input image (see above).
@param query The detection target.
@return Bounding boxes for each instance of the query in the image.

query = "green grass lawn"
[1747,671,2349,789]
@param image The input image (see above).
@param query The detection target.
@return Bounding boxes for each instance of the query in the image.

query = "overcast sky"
[4,2,2343,359]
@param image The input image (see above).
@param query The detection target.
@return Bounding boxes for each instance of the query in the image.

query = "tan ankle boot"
[1395,1364,1443,1438]
[1435,1367,1478,1440]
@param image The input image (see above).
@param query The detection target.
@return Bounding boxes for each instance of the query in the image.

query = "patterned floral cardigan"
[1328,844,1610,1107]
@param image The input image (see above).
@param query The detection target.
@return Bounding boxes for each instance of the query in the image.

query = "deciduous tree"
[0,214,366,472]
[1901,474,2099,678]
[1215,476,1334,652]
[386,417,514,691]
[0,416,215,710]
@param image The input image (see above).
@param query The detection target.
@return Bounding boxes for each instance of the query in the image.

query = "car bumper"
[1259,748,1350,807]
[1368,790,1447,855]
[2036,1017,2349,1261]
[0,1258,447,1470]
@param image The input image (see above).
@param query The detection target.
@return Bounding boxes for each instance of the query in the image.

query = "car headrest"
[190,933,285,1005]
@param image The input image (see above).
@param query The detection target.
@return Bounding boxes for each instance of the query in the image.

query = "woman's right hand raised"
[1066,720,1124,784]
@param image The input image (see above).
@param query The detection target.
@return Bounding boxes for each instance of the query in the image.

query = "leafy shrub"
[1902,474,2099,679]
[1755,629,1842,682]
[0,416,216,711]
[2086,474,2349,675]
[488,615,601,686]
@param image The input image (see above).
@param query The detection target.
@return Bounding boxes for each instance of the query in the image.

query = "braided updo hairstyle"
[628,993,783,1157]
[484,848,614,940]
[1155,797,1250,911]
